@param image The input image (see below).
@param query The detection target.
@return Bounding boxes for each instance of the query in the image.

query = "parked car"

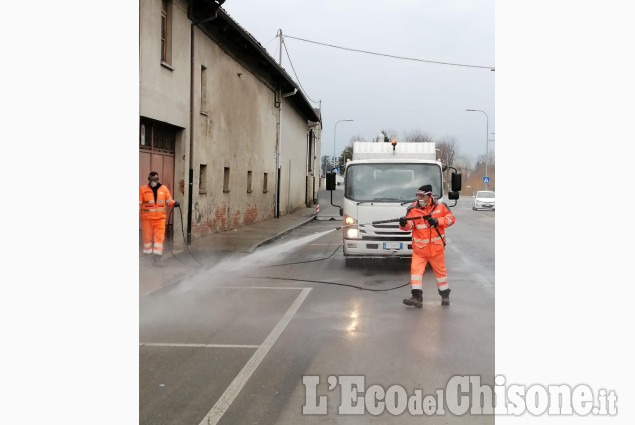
[472,190,495,211]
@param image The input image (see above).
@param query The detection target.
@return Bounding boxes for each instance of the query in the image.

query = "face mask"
[150,181,158,188]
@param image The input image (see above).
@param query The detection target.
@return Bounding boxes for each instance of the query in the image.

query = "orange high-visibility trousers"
[141,218,166,256]
[410,250,449,292]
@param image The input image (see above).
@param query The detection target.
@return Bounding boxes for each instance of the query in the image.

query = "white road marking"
[140,343,259,348]
[198,287,312,425]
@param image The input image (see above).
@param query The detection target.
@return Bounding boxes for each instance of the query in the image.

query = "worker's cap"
[417,185,432,196]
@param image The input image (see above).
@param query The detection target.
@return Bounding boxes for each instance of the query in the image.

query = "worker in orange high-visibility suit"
[139,171,179,266]
[398,184,455,308]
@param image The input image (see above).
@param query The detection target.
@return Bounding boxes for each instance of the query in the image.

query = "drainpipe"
[186,9,219,245]
[306,129,311,207]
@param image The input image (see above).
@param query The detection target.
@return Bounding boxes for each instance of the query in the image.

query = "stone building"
[139,0,322,249]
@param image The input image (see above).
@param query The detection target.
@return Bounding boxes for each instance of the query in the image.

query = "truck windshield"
[344,163,442,202]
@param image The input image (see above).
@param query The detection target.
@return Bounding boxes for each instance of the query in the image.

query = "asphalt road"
[140,194,495,424]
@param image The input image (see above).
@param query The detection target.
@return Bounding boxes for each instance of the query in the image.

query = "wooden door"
[139,118,177,250]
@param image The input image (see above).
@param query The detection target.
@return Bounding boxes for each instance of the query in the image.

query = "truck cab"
[337,141,460,266]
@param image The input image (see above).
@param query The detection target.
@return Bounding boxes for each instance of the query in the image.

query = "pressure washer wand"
[334,216,428,230]
[373,215,446,246]
[371,215,427,225]
[334,215,433,230]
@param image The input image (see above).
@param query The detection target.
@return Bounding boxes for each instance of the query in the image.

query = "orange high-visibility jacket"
[139,184,175,220]
[399,199,455,256]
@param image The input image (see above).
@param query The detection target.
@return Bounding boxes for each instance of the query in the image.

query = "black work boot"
[439,288,451,306]
[403,289,423,308]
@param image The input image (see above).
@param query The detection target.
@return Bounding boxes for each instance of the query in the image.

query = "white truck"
[327,140,461,266]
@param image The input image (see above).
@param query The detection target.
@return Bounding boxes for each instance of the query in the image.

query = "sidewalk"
[139,207,317,296]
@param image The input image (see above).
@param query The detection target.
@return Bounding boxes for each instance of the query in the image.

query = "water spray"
[164,209,411,292]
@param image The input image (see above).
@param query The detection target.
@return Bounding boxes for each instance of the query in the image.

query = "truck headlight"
[343,215,360,239]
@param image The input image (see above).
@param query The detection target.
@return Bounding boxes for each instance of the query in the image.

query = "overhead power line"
[284,34,494,71]
[282,40,319,104]
[263,35,278,48]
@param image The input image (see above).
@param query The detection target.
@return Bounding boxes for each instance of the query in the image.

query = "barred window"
[153,123,176,152]
[139,118,176,154]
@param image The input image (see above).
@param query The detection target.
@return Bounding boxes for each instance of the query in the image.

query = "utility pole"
[274,29,283,218]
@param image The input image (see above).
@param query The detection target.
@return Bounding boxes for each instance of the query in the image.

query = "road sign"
[483,176,490,183]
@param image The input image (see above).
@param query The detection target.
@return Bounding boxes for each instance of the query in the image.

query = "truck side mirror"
[326,172,336,191]
[448,191,460,200]
[451,172,462,192]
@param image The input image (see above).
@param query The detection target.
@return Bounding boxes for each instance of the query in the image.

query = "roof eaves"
[217,9,295,90]
[217,8,319,123]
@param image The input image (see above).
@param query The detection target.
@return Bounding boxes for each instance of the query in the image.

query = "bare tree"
[454,153,473,172]
[350,134,368,143]
[377,129,398,143]
[435,136,460,195]
[474,150,495,170]
[436,136,459,168]
[321,155,331,177]
[464,151,496,193]
[403,129,433,143]
[339,145,354,174]
[454,153,474,195]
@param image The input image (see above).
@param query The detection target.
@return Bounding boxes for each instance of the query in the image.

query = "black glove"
[427,217,438,227]
[398,217,407,227]
[174,201,180,207]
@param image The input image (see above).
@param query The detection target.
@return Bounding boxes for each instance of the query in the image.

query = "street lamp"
[465,109,489,190]
[333,119,353,171]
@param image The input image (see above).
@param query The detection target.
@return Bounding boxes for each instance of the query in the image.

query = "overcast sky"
[223,0,495,163]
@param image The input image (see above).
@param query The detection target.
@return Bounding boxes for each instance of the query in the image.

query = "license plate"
[383,242,402,250]
[483,203,492,207]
